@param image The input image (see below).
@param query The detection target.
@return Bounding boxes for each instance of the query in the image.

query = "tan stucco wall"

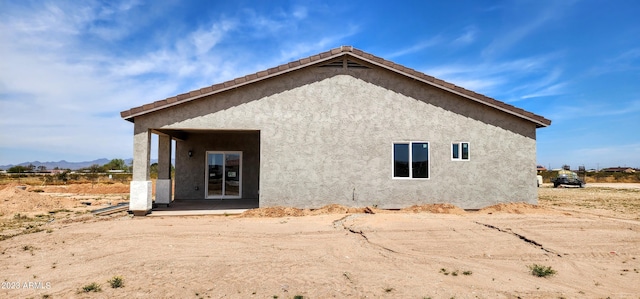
[134,66,538,209]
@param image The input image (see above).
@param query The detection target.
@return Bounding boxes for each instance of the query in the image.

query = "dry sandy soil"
[0,183,639,298]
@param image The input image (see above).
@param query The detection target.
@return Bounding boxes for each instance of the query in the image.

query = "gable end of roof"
[121,46,551,128]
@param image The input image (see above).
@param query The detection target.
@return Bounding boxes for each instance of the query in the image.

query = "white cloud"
[0,1,360,164]
[453,26,477,45]
[520,82,567,100]
[86,0,144,41]
[242,5,311,36]
[588,48,640,75]
[543,99,640,122]
[427,55,552,77]
[105,18,238,81]
[482,1,576,57]
[423,54,565,99]
[276,25,360,63]
[190,21,236,55]
[292,6,308,19]
[385,37,442,58]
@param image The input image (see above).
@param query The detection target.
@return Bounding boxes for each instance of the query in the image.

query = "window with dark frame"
[393,142,429,179]
[452,142,470,161]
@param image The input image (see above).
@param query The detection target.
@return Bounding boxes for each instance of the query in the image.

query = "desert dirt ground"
[0,182,639,298]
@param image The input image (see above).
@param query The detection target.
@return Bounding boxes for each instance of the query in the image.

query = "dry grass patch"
[539,186,640,219]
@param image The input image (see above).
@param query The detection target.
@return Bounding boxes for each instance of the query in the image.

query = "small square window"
[452,142,470,161]
[393,142,429,179]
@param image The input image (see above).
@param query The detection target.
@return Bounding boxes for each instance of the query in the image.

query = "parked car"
[551,170,585,188]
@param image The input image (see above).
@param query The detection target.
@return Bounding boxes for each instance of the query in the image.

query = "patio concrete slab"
[148,199,258,216]
[149,209,248,216]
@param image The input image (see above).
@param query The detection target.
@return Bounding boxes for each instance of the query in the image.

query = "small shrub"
[528,264,556,277]
[81,282,102,293]
[462,270,473,276]
[108,276,124,288]
[293,296,304,299]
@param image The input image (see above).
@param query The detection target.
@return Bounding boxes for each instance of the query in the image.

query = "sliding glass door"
[206,151,242,199]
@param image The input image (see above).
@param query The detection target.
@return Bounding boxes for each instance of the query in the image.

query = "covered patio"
[129,128,260,216]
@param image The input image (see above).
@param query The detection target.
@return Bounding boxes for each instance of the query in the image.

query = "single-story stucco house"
[121,46,551,216]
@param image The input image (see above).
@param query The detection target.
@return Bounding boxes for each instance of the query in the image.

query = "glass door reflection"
[206,151,242,198]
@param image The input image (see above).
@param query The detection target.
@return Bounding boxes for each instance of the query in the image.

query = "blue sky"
[0,0,638,169]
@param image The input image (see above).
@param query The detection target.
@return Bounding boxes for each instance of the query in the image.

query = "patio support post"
[129,127,152,216]
[156,134,172,206]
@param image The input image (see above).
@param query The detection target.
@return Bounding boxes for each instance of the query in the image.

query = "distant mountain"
[0,158,134,170]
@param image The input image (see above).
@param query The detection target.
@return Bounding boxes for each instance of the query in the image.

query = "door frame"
[205,151,243,199]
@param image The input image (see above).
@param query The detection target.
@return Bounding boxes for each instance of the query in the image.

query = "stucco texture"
[134,65,538,209]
